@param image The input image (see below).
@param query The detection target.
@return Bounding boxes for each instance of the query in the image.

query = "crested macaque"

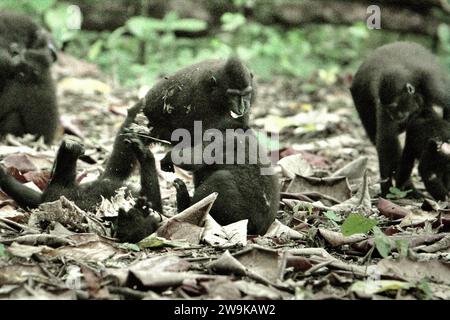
[116,196,161,243]
[143,57,255,143]
[160,126,279,235]
[397,109,450,201]
[0,12,58,143]
[0,102,163,215]
[350,41,450,197]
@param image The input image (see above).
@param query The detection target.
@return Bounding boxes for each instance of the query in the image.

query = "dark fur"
[0,102,162,214]
[161,126,279,235]
[0,12,58,143]
[116,197,160,243]
[397,109,450,201]
[143,57,255,142]
[350,41,450,196]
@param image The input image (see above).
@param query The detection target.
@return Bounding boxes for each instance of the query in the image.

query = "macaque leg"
[173,178,191,212]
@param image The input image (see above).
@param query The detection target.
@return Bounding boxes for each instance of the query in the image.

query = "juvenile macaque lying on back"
[350,41,450,197]
[143,57,255,142]
[0,11,59,143]
[397,109,450,201]
[0,102,162,214]
[160,125,279,235]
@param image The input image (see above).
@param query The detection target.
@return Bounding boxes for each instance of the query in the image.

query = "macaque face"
[383,83,421,122]
[227,85,253,118]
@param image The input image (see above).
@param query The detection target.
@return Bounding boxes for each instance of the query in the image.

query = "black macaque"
[350,41,450,197]
[142,57,255,143]
[116,197,161,243]
[0,12,59,143]
[0,102,162,215]
[160,126,279,235]
[397,109,450,201]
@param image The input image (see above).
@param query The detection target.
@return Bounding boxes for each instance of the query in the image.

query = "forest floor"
[0,54,449,300]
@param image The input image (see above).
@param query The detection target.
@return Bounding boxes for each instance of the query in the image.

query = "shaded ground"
[0,54,449,300]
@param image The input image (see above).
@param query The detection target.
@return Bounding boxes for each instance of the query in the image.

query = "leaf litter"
[0,56,449,300]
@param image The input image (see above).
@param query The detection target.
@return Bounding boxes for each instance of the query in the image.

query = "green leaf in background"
[418,278,433,300]
[341,213,377,236]
[386,187,411,199]
[171,18,207,32]
[396,239,409,258]
[28,0,56,15]
[221,13,246,32]
[373,226,392,258]
[126,16,163,40]
[0,244,7,258]
[44,4,80,46]
[324,210,342,222]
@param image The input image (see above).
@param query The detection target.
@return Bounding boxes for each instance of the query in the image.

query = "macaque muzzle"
[227,86,252,118]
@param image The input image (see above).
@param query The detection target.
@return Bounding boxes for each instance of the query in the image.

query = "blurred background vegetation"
[1,0,449,87]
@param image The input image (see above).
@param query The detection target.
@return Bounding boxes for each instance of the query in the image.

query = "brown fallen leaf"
[377,198,410,219]
[50,241,123,261]
[418,234,450,253]
[287,175,351,203]
[319,228,368,247]
[352,233,447,252]
[377,258,450,286]
[2,154,38,172]
[234,246,282,283]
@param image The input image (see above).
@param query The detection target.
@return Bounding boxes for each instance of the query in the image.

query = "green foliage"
[0,244,8,259]
[0,0,56,15]
[341,213,377,236]
[386,187,411,200]
[373,226,391,258]
[395,239,409,258]
[44,3,82,46]
[2,1,448,86]
[417,279,433,300]
[324,210,342,227]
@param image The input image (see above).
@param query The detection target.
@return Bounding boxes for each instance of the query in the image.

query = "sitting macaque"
[350,41,450,197]
[160,126,279,235]
[397,109,450,201]
[142,57,255,143]
[0,12,59,143]
[0,102,162,214]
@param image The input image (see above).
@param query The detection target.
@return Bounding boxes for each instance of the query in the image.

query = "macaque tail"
[0,167,42,209]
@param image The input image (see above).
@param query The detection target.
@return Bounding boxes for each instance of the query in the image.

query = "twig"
[0,217,40,234]
[304,259,334,276]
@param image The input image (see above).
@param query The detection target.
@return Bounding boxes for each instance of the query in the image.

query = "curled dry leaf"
[331,156,368,180]
[330,170,371,212]
[157,192,218,243]
[234,246,282,283]
[377,258,450,286]
[377,198,410,219]
[287,175,351,203]
[318,228,368,247]
[265,219,305,240]
[277,153,313,179]
[203,216,247,248]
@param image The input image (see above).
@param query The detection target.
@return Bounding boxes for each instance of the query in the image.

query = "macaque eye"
[226,86,253,96]
[406,83,415,95]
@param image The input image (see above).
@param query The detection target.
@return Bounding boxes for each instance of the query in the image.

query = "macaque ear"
[210,76,217,86]
[250,72,254,79]
[406,83,415,95]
